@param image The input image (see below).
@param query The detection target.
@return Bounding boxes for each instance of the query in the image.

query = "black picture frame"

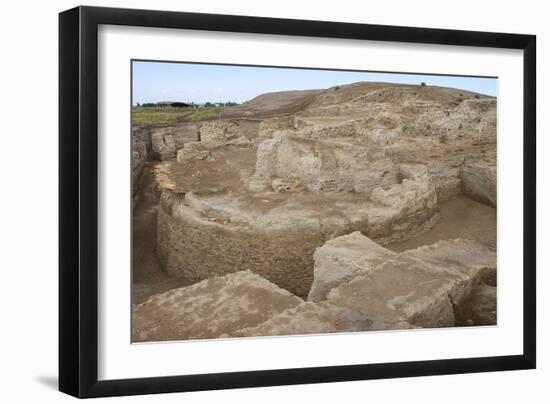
[59,5,536,398]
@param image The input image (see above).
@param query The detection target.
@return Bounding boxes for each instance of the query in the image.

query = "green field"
[189,107,217,122]
[132,107,191,125]
[132,106,218,126]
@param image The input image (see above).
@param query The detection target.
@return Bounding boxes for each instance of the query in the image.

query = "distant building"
[156,101,190,108]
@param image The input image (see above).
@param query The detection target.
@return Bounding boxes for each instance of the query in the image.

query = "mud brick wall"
[157,197,326,298]
[156,182,443,298]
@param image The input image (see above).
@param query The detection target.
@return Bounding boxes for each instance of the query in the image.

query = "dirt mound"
[193,80,495,128]
[221,89,322,118]
[304,82,492,111]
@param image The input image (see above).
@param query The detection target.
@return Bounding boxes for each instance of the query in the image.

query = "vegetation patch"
[132,107,193,126]
[189,107,218,122]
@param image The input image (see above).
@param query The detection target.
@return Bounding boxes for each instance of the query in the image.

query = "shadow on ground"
[35,375,58,390]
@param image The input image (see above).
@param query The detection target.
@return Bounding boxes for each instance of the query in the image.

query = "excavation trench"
[133,163,496,303]
[131,81,498,339]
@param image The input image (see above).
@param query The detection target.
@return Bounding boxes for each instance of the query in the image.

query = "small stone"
[272,177,301,193]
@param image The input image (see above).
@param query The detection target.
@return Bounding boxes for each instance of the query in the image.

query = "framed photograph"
[59,6,536,398]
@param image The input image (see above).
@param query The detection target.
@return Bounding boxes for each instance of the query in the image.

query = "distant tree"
[420,82,427,86]
[170,102,189,108]
[136,102,141,107]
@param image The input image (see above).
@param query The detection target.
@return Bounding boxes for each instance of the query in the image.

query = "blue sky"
[132,61,497,105]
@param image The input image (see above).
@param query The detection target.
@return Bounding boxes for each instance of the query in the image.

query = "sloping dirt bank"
[132,164,193,304]
[386,195,496,253]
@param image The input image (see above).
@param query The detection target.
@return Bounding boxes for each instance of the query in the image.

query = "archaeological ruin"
[131,81,497,342]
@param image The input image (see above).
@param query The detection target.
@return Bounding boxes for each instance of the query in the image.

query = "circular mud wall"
[157,193,338,298]
[156,186,442,297]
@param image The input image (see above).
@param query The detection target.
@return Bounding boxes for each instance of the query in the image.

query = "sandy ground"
[386,195,496,252]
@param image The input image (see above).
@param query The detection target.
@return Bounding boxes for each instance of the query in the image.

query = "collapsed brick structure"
[132,81,497,340]
[134,234,496,341]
